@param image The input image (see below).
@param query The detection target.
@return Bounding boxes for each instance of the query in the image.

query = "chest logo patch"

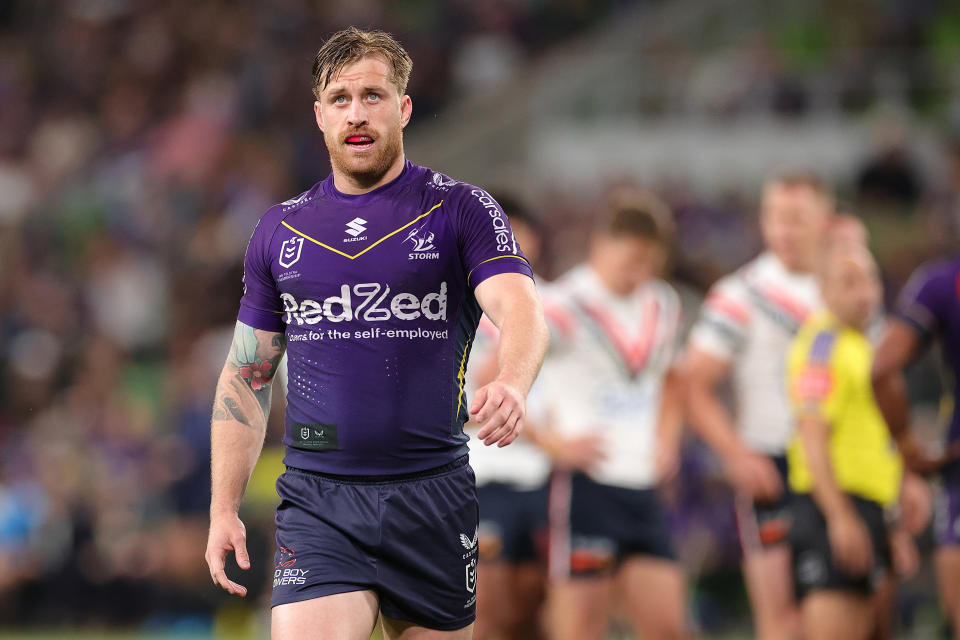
[344,217,368,242]
[279,236,304,268]
[404,226,440,259]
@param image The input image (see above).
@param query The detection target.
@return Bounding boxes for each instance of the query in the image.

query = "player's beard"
[326,122,404,190]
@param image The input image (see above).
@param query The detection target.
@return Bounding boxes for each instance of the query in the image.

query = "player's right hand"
[724,450,783,503]
[471,380,526,447]
[205,512,251,597]
[827,508,873,577]
[552,433,607,472]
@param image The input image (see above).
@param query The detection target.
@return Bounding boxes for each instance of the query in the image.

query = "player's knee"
[639,606,688,640]
[647,621,689,640]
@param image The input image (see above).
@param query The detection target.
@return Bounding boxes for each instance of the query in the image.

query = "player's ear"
[400,95,412,129]
[314,101,324,132]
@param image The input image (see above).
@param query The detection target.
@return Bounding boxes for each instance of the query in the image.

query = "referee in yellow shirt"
[787,242,903,640]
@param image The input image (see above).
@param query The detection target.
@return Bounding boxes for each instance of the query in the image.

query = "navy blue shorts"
[548,472,675,578]
[734,454,794,551]
[477,482,548,564]
[271,456,478,631]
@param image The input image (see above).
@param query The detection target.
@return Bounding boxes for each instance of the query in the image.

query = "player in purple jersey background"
[873,254,960,636]
[203,27,549,640]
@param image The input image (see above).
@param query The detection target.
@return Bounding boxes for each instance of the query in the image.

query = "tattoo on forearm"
[212,321,287,429]
[223,397,250,427]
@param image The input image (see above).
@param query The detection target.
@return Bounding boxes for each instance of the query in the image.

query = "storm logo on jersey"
[281,282,448,325]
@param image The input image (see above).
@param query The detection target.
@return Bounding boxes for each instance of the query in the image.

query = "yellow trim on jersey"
[467,254,529,285]
[280,201,444,260]
[456,338,471,419]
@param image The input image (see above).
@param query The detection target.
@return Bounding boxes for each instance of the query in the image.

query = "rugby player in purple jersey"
[872,253,960,636]
[202,27,548,640]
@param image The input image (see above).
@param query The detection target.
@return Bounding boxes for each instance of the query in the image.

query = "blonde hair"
[312,27,413,100]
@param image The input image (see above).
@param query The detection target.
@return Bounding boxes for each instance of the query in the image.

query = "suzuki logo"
[345,217,367,237]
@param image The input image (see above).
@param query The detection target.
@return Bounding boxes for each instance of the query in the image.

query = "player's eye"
[334,95,347,104]
[368,92,380,102]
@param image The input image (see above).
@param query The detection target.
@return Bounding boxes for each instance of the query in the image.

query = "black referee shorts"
[790,493,891,600]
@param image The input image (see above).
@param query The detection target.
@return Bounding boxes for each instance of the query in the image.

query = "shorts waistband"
[286,455,469,484]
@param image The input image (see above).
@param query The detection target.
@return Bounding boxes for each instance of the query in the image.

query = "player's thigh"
[272,589,379,640]
[475,560,509,637]
[506,562,546,617]
[616,555,688,640]
[868,575,896,640]
[380,617,473,640]
[547,576,613,640]
[742,543,797,621]
[935,547,960,624]
[801,590,873,640]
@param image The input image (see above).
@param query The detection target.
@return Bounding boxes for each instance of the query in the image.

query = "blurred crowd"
[1,0,960,634]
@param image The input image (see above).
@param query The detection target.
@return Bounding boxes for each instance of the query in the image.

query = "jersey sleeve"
[895,263,949,341]
[658,282,685,367]
[237,214,285,332]
[539,283,577,354]
[788,330,844,424]
[687,273,751,362]
[454,187,534,288]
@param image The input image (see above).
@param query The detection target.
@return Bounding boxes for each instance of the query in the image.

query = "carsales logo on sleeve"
[471,190,516,253]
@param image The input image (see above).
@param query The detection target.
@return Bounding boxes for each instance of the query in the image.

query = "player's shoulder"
[909,255,960,288]
[795,313,844,363]
[257,182,325,233]
[539,269,581,336]
[705,255,762,297]
[648,277,681,305]
[418,166,500,211]
[898,255,959,313]
[546,265,587,301]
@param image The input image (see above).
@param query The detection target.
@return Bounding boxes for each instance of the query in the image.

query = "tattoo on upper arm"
[212,321,287,429]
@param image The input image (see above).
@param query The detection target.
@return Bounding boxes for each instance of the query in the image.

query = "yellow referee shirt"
[786,311,902,507]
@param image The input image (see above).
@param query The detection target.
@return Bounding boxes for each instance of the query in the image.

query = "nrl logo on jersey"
[429,172,458,192]
[403,226,440,260]
[279,236,304,268]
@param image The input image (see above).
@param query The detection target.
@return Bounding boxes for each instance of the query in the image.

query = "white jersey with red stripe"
[539,264,683,489]
[688,251,822,455]
[466,296,552,489]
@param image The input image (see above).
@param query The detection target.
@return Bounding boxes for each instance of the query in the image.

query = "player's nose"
[347,101,368,127]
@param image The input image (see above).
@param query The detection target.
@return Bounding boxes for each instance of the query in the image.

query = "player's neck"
[770,250,814,275]
[332,152,407,195]
[825,308,866,333]
[587,262,634,297]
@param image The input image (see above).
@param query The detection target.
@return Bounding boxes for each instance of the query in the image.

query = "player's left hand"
[655,437,681,483]
[890,527,919,578]
[900,472,932,536]
[471,380,525,447]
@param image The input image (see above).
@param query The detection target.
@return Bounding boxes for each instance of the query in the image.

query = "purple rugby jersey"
[896,254,960,477]
[238,160,533,475]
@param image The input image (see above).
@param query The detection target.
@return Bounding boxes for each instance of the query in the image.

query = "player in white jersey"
[683,174,833,640]
[539,190,688,640]
[467,194,552,640]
